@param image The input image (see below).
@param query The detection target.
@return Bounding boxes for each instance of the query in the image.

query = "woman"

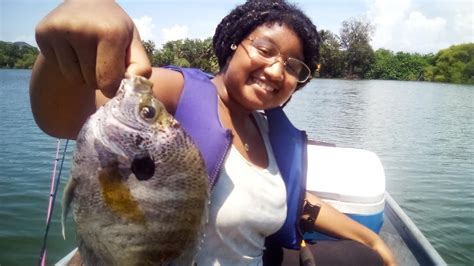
[31,0,395,265]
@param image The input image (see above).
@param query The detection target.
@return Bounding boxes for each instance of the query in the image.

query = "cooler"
[304,144,386,240]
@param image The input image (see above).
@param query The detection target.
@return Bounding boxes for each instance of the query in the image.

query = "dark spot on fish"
[131,154,155,181]
[172,122,180,129]
[135,135,144,147]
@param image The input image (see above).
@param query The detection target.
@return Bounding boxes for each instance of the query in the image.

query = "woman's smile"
[248,76,279,93]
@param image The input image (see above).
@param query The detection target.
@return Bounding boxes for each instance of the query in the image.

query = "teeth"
[253,78,276,92]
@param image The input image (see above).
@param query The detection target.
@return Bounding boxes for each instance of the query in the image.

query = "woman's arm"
[30,0,151,139]
[305,192,396,266]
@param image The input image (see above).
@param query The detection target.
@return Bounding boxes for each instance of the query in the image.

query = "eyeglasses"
[240,37,312,83]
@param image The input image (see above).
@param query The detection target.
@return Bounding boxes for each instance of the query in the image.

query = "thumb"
[126,26,152,79]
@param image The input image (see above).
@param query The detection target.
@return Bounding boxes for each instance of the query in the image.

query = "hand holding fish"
[31,0,151,139]
[35,0,151,96]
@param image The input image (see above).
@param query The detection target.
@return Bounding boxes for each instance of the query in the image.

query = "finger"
[52,40,85,85]
[72,38,98,90]
[35,21,56,60]
[96,36,128,98]
[126,26,152,79]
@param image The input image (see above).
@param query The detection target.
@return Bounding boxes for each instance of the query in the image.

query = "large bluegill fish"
[61,75,209,265]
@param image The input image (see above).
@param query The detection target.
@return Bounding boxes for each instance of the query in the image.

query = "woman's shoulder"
[149,67,185,115]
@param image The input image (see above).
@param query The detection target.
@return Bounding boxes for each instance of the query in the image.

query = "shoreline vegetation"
[1,18,473,85]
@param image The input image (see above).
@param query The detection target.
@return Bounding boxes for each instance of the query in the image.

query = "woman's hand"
[35,0,151,97]
[304,192,397,265]
[369,237,397,266]
[31,0,152,138]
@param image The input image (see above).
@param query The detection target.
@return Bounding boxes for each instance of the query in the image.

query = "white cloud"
[401,11,447,52]
[132,17,191,47]
[369,0,411,28]
[161,24,189,44]
[133,16,157,43]
[451,2,474,43]
[367,0,473,53]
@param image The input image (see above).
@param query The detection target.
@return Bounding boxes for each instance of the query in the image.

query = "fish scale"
[61,75,209,265]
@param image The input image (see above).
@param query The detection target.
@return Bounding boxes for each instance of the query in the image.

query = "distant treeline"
[144,17,473,85]
[2,17,473,85]
[317,18,473,85]
[143,38,219,74]
[0,41,39,69]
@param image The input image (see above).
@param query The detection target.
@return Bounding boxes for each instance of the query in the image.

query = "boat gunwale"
[384,192,446,265]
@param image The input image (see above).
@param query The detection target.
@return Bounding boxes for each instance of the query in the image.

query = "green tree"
[339,17,375,79]
[0,41,39,69]
[462,60,474,84]
[15,52,38,69]
[142,40,156,64]
[425,43,474,84]
[153,48,176,67]
[178,38,217,73]
[396,52,433,81]
[365,49,395,79]
[318,30,344,78]
[0,42,19,68]
[151,38,218,73]
[367,49,432,81]
[0,50,8,67]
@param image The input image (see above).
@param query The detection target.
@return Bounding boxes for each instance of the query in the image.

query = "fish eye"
[140,105,156,120]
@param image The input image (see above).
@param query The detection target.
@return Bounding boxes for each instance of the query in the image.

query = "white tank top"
[194,112,287,265]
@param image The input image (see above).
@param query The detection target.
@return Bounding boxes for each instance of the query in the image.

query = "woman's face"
[221,23,305,111]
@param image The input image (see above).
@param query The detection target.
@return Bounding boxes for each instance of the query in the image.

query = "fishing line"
[39,139,69,266]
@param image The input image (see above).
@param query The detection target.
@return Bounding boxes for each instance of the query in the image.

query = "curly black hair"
[213,0,321,76]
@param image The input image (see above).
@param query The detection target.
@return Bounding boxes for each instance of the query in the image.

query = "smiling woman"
[30,0,396,265]
[216,24,307,113]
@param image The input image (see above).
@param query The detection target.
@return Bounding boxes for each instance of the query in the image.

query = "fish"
[61,75,209,265]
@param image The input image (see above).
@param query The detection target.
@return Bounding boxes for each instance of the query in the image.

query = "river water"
[0,69,472,265]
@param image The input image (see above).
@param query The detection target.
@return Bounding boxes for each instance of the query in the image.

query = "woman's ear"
[221,52,235,73]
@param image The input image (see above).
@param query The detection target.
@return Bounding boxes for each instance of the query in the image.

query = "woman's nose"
[264,59,285,81]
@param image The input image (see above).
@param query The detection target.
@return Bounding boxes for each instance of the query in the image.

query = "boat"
[55,143,446,265]
[380,192,446,265]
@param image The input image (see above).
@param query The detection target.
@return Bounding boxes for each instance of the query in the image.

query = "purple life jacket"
[167,66,308,250]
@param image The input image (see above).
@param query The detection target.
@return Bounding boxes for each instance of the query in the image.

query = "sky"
[1,0,473,54]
